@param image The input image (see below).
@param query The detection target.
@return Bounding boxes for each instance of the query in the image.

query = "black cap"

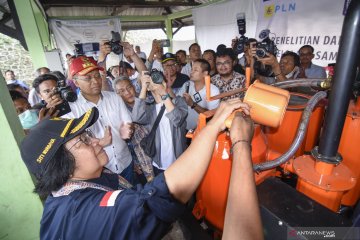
[20,107,99,177]
[161,52,176,63]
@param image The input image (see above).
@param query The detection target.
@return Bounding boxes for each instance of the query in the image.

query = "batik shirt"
[211,71,246,101]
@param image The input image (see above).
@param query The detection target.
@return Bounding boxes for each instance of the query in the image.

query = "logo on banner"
[264,2,296,17]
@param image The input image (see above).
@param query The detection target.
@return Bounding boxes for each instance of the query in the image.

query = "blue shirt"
[305,63,327,79]
[40,173,184,240]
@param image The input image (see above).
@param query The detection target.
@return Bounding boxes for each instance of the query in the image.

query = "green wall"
[0,73,43,239]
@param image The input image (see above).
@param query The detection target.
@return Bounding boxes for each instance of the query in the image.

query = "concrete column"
[13,0,49,68]
[0,72,43,239]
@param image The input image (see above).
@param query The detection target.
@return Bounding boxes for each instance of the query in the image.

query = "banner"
[49,18,121,59]
[256,0,347,67]
[193,0,259,52]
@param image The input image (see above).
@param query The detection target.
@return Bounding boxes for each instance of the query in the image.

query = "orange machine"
[264,93,325,156]
[339,98,360,206]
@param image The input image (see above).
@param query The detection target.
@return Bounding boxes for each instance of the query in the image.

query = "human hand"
[46,89,63,108]
[231,37,239,49]
[148,81,167,96]
[99,126,112,147]
[122,42,135,58]
[119,122,134,139]
[257,53,279,68]
[38,107,59,121]
[183,92,194,107]
[229,111,254,143]
[140,72,152,90]
[208,99,250,132]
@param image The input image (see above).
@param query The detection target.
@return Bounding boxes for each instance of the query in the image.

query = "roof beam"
[40,0,201,8]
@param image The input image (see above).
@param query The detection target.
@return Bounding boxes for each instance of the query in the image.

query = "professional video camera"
[255,29,278,58]
[106,31,123,55]
[233,13,248,55]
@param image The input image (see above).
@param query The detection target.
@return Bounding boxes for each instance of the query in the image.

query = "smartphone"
[159,39,170,48]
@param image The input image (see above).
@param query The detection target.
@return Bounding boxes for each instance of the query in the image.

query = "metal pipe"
[318,1,360,158]
[253,91,327,172]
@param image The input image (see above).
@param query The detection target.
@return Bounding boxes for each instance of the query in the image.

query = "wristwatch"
[161,93,171,101]
[191,102,197,109]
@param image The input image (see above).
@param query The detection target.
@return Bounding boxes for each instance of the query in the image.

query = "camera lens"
[60,87,77,102]
[256,49,266,58]
[150,70,164,84]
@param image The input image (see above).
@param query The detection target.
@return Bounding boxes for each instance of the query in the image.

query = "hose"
[253,91,327,172]
[271,78,325,87]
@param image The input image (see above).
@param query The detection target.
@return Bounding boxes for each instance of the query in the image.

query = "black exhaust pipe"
[317,0,360,161]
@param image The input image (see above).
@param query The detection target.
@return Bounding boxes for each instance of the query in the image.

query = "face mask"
[18,109,39,129]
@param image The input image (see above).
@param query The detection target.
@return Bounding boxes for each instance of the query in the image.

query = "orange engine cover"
[340,99,360,206]
[194,125,268,230]
[264,93,325,156]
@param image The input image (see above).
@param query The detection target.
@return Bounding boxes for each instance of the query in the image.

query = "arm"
[222,113,263,240]
[165,96,188,127]
[183,92,209,114]
[122,42,147,73]
[164,99,250,203]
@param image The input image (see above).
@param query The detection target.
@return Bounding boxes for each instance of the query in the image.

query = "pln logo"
[264,2,296,18]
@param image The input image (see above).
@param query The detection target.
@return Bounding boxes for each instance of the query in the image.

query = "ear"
[73,79,80,88]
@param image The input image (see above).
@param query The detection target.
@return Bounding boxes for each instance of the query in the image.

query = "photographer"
[161,53,189,95]
[251,46,300,84]
[131,71,188,175]
[32,74,66,114]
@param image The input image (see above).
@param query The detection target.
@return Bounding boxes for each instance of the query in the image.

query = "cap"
[161,52,176,63]
[69,56,104,78]
[20,107,99,177]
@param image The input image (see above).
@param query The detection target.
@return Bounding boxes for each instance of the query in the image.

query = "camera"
[255,37,277,58]
[145,69,164,84]
[106,31,123,55]
[233,12,248,55]
[74,42,100,57]
[233,35,248,55]
[55,80,77,102]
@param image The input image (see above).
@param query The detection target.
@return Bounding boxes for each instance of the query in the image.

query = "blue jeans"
[120,161,134,185]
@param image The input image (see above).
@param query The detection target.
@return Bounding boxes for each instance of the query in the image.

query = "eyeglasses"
[116,84,134,96]
[163,63,177,69]
[75,73,102,82]
[216,61,232,67]
[68,129,95,151]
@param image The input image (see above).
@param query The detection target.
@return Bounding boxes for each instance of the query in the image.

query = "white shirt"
[63,91,132,174]
[178,81,220,130]
[181,62,192,78]
[28,88,42,107]
[136,51,147,60]
[152,103,176,170]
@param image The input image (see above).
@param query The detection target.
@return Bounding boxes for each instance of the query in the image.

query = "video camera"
[105,31,123,55]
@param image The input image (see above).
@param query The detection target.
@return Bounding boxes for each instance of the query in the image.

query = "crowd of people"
[3,38,328,239]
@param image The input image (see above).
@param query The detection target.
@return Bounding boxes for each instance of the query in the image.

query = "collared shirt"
[63,91,132,174]
[305,63,327,79]
[41,172,184,240]
[211,71,246,101]
[7,79,29,90]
